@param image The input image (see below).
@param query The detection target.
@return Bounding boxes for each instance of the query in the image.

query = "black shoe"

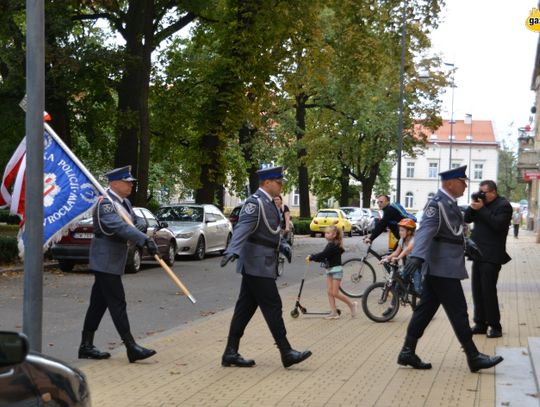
[486,327,502,338]
[78,344,111,360]
[78,331,111,359]
[467,352,503,372]
[471,324,487,335]
[122,333,156,363]
[397,347,432,370]
[382,307,394,317]
[281,349,312,368]
[222,348,255,367]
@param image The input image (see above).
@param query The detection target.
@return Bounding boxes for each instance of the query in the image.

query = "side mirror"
[0,331,29,367]
[159,221,168,229]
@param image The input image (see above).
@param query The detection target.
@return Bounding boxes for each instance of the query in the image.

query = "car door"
[203,207,219,250]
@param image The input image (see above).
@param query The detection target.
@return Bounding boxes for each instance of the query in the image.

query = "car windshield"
[316,211,338,218]
[157,206,204,222]
[341,208,355,215]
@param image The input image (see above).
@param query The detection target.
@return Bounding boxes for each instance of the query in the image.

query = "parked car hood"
[165,222,201,232]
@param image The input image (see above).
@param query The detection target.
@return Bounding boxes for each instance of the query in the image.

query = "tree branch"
[154,11,196,46]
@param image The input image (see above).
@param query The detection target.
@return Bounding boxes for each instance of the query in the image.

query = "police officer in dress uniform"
[397,166,503,373]
[220,167,312,368]
[78,166,159,363]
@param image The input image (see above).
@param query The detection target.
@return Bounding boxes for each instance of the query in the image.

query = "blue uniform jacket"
[225,189,282,279]
[410,190,468,280]
[89,191,147,275]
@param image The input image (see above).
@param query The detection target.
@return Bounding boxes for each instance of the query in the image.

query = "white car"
[155,204,232,260]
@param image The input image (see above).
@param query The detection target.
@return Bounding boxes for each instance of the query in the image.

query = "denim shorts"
[327,266,343,280]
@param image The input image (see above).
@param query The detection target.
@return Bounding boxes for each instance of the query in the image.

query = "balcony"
[517,149,540,170]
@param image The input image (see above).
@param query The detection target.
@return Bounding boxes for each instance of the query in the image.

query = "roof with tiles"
[415,119,498,146]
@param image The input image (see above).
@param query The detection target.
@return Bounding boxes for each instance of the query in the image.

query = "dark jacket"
[310,242,344,268]
[369,204,403,241]
[464,195,512,265]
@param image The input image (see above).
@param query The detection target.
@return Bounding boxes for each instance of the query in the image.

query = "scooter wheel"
[299,306,307,313]
[290,308,300,318]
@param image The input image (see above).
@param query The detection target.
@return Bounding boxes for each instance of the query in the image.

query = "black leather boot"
[397,336,432,369]
[276,338,312,368]
[122,333,156,363]
[463,340,503,372]
[221,337,255,367]
[78,331,111,360]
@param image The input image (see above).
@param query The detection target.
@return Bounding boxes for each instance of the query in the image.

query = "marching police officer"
[398,166,503,373]
[220,166,312,368]
[79,166,159,363]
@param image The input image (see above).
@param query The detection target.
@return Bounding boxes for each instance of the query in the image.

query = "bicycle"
[361,262,419,322]
[339,244,392,298]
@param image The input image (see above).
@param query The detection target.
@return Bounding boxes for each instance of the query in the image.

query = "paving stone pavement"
[78,230,540,407]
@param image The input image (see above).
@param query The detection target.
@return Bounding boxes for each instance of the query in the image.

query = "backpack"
[390,202,417,222]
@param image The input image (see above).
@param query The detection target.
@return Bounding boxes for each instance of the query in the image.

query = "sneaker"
[350,302,358,318]
[325,312,340,320]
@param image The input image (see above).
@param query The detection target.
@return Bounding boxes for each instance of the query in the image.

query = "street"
[0,234,388,364]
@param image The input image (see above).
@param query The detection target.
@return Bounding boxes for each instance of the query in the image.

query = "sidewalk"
[79,230,540,407]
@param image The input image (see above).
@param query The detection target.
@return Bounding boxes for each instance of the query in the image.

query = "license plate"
[74,233,93,239]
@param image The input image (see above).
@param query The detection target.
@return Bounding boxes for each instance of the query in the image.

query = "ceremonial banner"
[1,130,99,252]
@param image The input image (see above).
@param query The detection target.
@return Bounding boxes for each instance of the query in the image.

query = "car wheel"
[194,236,206,260]
[165,241,176,267]
[348,229,353,237]
[310,232,316,237]
[58,260,74,272]
[220,233,232,255]
[125,248,142,274]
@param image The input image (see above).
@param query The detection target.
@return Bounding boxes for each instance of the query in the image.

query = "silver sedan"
[155,204,232,260]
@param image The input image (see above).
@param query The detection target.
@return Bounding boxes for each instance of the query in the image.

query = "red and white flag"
[0,136,26,217]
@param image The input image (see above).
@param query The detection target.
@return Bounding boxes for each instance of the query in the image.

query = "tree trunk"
[295,92,311,218]
[360,164,379,207]
[195,133,221,204]
[238,122,259,195]
[339,163,350,206]
[113,0,154,206]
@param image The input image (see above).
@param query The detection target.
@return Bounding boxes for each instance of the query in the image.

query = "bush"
[0,209,21,225]
[292,218,311,235]
[0,236,19,263]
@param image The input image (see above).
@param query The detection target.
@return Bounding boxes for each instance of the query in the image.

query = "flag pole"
[44,122,196,304]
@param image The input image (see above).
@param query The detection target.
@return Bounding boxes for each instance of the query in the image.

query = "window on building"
[406,162,415,178]
[292,188,299,206]
[405,192,414,208]
[428,162,438,178]
[451,162,460,169]
[474,163,483,180]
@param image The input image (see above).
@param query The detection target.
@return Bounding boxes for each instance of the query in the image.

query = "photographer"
[464,180,512,338]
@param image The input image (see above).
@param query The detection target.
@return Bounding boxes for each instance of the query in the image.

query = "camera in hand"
[471,190,487,202]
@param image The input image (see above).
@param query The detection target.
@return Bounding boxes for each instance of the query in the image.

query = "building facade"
[388,119,499,211]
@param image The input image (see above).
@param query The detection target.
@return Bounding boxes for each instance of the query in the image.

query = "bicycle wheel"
[362,282,399,322]
[339,258,377,298]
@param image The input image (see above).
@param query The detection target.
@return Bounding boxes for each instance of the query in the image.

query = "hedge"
[0,236,19,263]
[292,218,311,235]
[0,209,21,225]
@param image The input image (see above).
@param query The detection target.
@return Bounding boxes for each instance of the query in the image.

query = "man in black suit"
[464,180,512,338]
[364,195,404,247]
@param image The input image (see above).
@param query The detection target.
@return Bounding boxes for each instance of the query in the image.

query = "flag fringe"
[17,204,97,258]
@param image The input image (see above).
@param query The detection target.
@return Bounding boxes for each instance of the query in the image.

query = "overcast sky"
[429,0,538,144]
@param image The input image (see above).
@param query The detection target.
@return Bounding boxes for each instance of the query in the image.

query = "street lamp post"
[465,113,473,202]
[395,4,407,204]
[445,63,457,167]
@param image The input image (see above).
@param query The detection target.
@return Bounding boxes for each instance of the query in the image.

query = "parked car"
[50,207,176,273]
[340,207,365,235]
[361,208,377,234]
[0,331,91,406]
[229,204,243,227]
[155,204,232,260]
[310,209,353,237]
